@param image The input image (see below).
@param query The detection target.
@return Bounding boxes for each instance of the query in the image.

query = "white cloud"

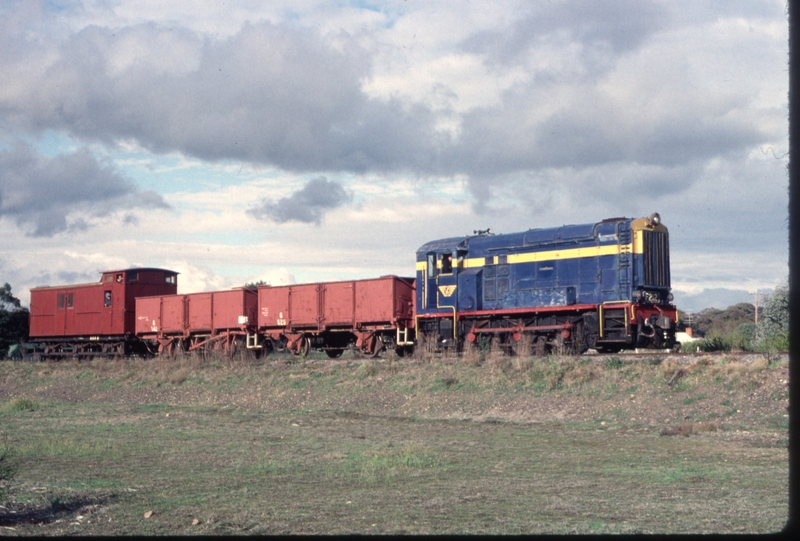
[0,0,788,313]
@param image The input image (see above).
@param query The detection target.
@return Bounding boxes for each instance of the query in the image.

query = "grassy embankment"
[0,350,790,535]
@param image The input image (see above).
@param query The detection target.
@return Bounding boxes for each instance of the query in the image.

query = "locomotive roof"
[416,217,632,256]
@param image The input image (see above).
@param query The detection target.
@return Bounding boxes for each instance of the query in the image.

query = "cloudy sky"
[0,0,788,313]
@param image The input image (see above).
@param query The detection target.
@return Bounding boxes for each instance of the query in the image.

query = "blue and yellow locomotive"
[415,213,677,354]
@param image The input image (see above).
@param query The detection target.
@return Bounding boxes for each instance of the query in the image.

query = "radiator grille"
[642,231,670,287]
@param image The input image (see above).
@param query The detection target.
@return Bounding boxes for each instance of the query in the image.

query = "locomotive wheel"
[325,348,344,359]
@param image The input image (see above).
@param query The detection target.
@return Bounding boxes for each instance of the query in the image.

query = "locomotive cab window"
[441,254,453,274]
[67,293,74,308]
[127,272,139,282]
[165,274,177,285]
[104,290,112,307]
[58,294,65,309]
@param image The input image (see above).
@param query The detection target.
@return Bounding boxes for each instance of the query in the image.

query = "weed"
[659,422,718,437]
[345,444,441,485]
[415,333,440,362]
[358,362,379,379]
[767,415,790,430]
[514,334,534,359]
[682,394,706,406]
[604,357,624,369]
[0,443,17,502]
[671,380,690,392]
[169,367,191,385]
[1,397,40,413]
[431,377,460,391]
[770,389,789,401]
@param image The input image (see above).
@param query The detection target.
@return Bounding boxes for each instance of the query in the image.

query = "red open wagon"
[256,275,415,357]
[136,288,258,357]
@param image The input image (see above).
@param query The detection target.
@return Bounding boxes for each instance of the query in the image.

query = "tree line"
[1,284,29,358]
[678,283,789,353]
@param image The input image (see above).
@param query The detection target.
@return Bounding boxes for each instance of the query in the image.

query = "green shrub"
[0,444,17,502]
[1,397,40,413]
[705,335,732,352]
[604,357,624,369]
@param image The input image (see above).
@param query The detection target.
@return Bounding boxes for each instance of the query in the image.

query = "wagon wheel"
[369,338,385,358]
[291,336,310,357]
[325,348,344,359]
[256,338,273,359]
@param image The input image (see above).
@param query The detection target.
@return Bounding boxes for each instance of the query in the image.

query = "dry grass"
[415,333,440,362]
[514,334,534,358]
[659,421,719,437]
[0,351,790,535]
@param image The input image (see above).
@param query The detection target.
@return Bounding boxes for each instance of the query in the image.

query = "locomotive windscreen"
[642,230,670,287]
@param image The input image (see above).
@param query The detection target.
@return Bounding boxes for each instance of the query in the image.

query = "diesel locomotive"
[25,213,677,359]
[415,213,676,354]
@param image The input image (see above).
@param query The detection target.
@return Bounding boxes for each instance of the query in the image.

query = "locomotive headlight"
[633,290,643,301]
[648,212,661,226]
[667,293,674,302]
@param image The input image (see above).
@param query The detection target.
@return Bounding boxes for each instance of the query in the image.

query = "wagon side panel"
[321,281,355,328]
[186,292,213,332]
[258,287,290,329]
